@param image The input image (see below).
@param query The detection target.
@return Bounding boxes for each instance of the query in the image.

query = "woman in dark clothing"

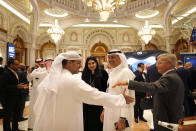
[82,56,108,131]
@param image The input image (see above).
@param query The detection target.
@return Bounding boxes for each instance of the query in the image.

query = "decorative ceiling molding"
[40,0,167,19]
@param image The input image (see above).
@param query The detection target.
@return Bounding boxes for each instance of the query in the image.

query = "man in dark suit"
[146,64,162,83]
[134,63,147,123]
[113,53,184,131]
[146,59,162,131]
[0,57,4,118]
[2,58,28,131]
[0,57,3,73]
[176,60,193,117]
[16,63,29,122]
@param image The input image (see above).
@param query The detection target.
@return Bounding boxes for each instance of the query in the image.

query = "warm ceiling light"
[172,7,196,24]
[0,0,30,24]
[39,23,52,27]
[44,8,68,17]
[135,9,159,19]
[83,0,126,21]
[47,19,64,43]
[72,24,130,28]
[138,20,156,44]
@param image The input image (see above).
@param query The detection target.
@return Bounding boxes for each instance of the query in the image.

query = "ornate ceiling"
[1,0,196,30]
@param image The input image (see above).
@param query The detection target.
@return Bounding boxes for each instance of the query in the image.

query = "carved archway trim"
[86,29,114,49]
[145,42,158,50]
[13,35,25,62]
[175,37,189,59]
[10,23,29,42]
[90,41,108,64]
[40,41,56,58]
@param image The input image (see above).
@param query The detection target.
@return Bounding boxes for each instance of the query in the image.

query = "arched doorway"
[90,41,108,64]
[175,37,189,59]
[13,35,25,63]
[40,41,56,60]
[144,42,158,50]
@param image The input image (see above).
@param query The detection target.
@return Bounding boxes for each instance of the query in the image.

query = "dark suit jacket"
[0,66,4,98]
[2,68,21,96]
[188,67,196,91]
[134,70,146,96]
[146,64,162,82]
[128,70,184,131]
[176,67,191,98]
[0,66,4,74]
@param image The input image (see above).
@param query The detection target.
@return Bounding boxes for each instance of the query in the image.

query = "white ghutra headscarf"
[33,51,81,131]
[107,49,129,70]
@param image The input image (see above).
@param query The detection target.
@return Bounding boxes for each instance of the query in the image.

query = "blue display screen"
[7,43,16,58]
[190,27,196,43]
[184,56,196,67]
[127,56,156,72]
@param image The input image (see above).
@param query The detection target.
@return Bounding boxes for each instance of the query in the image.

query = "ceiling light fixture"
[73,24,130,28]
[39,23,52,27]
[135,9,159,19]
[44,8,68,17]
[83,0,126,21]
[138,20,156,44]
[47,19,64,43]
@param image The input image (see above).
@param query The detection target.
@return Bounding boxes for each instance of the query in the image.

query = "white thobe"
[103,67,135,131]
[34,69,126,131]
[27,67,48,128]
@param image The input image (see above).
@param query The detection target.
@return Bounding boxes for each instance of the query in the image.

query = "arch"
[40,41,56,60]
[85,29,114,50]
[13,35,25,63]
[0,12,4,28]
[90,41,109,64]
[36,32,52,47]
[145,42,158,50]
[175,37,189,59]
[10,23,29,43]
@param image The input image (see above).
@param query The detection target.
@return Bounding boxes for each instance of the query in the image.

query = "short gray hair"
[157,53,177,67]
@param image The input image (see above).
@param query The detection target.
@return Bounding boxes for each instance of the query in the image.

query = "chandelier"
[138,20,156,44]
[47,19,64,43]
[84,0,126,21]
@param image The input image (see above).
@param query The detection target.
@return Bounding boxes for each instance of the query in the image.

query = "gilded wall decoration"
[40,41,56,60]
[175,37,189,59]
[144,42,158,50]
[0,14,3,28]
[70,32,78,41]
[90,41,108,64]
[123,32,129,42]
[13,35,25,63]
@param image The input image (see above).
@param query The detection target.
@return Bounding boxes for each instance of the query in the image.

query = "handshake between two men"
[121,88,134,104]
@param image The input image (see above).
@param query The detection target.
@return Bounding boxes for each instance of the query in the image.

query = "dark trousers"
[3,96,20,131]
[134,95,145,119]
[18,93,27,119]
[83,104,103,131]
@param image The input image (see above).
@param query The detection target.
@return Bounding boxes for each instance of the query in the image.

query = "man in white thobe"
[33,51,134,131]
[102,50,135,131]
[27,59,48,130]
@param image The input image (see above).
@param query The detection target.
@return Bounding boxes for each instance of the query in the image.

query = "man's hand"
[115,120,126,131]
[122,88,134,104]
[100,110,104,123]
[112,81,128,88]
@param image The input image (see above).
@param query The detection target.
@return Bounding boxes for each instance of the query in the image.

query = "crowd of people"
[0,50,195,131]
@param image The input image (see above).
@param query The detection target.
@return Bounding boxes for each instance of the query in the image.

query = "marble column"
[29,0,39,66]
[165,35,170,53]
